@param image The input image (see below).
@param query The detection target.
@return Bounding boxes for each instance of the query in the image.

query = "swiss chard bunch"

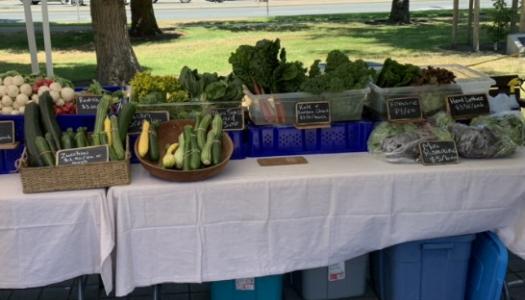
[301,50,375,94]
[229,39,307,94]
[179,66,244,102]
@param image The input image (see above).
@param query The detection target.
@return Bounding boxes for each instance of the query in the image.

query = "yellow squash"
[138,120,150,157]
[104,117,112,146]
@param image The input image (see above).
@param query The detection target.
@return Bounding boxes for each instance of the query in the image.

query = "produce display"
[179,66,243,102]
[138,113,224,170]
[470,112,525,146]
[130,72,188,104]
[0,71,75,115]
[24,92,132,167]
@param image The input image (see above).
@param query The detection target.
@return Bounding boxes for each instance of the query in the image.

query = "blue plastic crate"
[0,143,24,174]
[74,85,124,93]
[372,234,475,300]
[247,121,374,157]
[211,275,283,300]
[466,232,508,300]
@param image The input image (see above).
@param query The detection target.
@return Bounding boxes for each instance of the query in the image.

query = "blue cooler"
[372,234,475,300]
[466,232,508,300]
[211,275,283,300]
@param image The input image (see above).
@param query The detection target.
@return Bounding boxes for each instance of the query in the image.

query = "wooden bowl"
[135,120,234,182]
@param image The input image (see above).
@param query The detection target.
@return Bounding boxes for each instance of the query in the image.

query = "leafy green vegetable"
[376,58,422,88]
[471,112,525,145]
[130,72,188,104]
[179,66,244,102]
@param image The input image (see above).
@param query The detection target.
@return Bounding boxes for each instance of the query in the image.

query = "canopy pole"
[473,0,480,51]
[23,0,39,74]
[467,0,474,42]
[452,0,459,47]
[41,0,54,76]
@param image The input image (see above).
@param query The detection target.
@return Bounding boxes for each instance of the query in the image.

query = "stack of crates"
[211,275,283,300]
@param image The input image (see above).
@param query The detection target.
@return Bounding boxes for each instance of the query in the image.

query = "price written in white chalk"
[447,94,490,119]
[387,97,422,121]
[76,96,102,115]
[419,141,459,165]
[56,145,109,166]
[296,101,331,125]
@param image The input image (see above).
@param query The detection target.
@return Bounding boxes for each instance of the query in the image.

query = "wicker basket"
[18,146,131,194]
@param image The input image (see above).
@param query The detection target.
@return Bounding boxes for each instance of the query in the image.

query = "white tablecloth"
[0,174,113,293]
[107,151,525,297]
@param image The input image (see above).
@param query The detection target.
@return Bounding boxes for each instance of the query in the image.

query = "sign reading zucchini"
[56,145,109,166]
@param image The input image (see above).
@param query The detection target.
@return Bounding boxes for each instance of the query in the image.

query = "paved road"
[0,0,493,23]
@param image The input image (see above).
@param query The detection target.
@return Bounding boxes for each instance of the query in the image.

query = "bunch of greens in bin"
[178,66,244,102]
[84,80,124,98]
[375,58,422,88]
[228,38,307,94]
[130,72,188,104]
[301,50,376,94]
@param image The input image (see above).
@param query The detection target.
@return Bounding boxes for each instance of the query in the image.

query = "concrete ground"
[1,253,525,300]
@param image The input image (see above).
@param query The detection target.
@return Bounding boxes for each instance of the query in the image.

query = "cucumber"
[189,130,201,170]
[75,127,88,148]
[35,136,55,166]
[45,132,57,154]
[99,132,108,145]
[39,91,62,150]
[94,95,111,134]
[66,128,75,140]
[148,122,160,162]
[117,102,136,142]
[110,115,125,160]
[183,125,193,171]
[201,130,215,166]
[212,133,222,165]
[197,114,212,149]
[24,102,44,167]
[61,133,73,149]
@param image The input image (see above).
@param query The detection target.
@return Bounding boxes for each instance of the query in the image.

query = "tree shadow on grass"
[0,61,96,85]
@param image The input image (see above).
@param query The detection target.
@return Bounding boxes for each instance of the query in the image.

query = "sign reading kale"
[76,96,102,115]
[418,141,459,165]
[56,145,109,166]
[386,97,423,121]
[446,94,490,119]
[0,121,15,145]
[128,111,169,134]
[295,101,331,126]
[213,107,244,131]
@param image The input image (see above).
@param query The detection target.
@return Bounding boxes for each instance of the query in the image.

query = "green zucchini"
[194,114,202,131]
[92,133,101,146]
[110,115,125,160]
[45,132,57,154]
[174,133,185,169]
[148,122,160,162]
[94,95,111,134]
[99,132,108,145]
[201,130,215,166]
[197,114,212,150]
[211,113,223,137]
[24,102,44,167]
[39,92,62,150]
[75,127,88,148]
[61,133,73,149]
[108,145,118,161]
[117,102,136,142]
[212,133,222,165]
[189,130,201,170]
[35,136,55,166]
[183,125,193,171]
[66,128,75,140]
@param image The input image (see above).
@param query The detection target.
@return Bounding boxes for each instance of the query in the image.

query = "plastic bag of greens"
[367,121,453,163]
[449,123,517,158]
[470,111,525,146]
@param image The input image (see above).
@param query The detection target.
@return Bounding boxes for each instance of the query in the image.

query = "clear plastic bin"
[134,101,242,121]
[367,64,495,116]
[245,88,369,126]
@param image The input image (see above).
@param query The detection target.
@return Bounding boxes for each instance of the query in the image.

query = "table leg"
[153,284,161,300]
[77,276,85,300]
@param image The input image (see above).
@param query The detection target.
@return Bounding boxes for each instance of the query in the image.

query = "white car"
[20,0,85,5]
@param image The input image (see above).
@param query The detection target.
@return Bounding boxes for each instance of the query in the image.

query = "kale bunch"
[375,58,422,88]
[301,50,375,95]
[178,66,244,102]
[229,39,307,94]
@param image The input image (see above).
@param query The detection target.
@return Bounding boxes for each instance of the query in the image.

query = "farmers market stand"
[104,151,525,297]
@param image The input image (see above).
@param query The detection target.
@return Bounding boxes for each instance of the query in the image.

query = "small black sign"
[295,101,331,126]
[386,97,423,122]
[446,93,490,120]
[76,96,102,115]
[0,121,15,145]
[213,107,245,131]
[128,111,169,134]
[419,141,459,165]
[56,145,109,166]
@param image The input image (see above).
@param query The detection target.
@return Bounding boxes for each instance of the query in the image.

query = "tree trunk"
[130,0,162,37]
[520,0,525,32]
[389,0,410,24]
[452,0,459,47]
[510,0,519,32]
[467,0,473,41]
[90,0,140,85]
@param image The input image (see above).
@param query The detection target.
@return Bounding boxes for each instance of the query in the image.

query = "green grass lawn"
[0,10,523,84]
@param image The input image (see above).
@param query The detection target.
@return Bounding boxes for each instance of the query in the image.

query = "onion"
[10,109,20,115]
[1,106,13,114]
[3,76,13,86]
[50,90,60,102]
[38,86,50,96]
[18,106,25,114]
[1,95,13,106]
[12,75,24,86]
[20,84,32,97]
[31,94,39,103]
[7,85,18,98]
[56,98,65,107]
[49,82,62,92]
[0,86,6,97]
[15,94,29,106]
[60,87,75,102]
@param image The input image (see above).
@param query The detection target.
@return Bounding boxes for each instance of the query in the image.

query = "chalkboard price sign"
[128,111,170,134]
[56,145,109,166]
[446,93,490,119]
[213,107,245,131]
[295,101,331,126]
[0,121,15,145]
[386,97,423,122]
[76,96,102,115]
[418,141,459,165]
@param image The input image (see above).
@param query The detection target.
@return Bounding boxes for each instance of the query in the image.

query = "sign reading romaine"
[128,111,169,134]
[213,107,244,131]
[76,96,102,115]
[295,101,331,126]
[0,121,15,145]
[418,141,459,165]
[446,94,490,120]
[387,97,423,121]
[56,145,109,166]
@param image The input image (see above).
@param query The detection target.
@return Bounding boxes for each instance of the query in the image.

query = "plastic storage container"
[372,234,475,300]
[367,64,495,117]
[211,275,283,300]
[247,121,374,157]
[246,88,369,126]
[293,254,368,300]
[134,101,242,121]
[466,232,508,300]
[0,143,24,174]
